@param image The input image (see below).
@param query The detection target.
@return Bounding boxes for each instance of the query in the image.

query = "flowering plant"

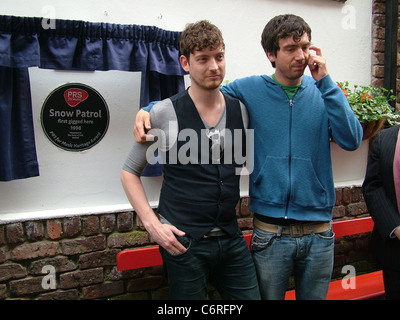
[337,82,400,126]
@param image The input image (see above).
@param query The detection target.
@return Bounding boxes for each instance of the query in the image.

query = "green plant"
[337,82,400,126]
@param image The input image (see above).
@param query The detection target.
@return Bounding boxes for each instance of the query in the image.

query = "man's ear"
[180,55,190,72]
[266,51,276,64]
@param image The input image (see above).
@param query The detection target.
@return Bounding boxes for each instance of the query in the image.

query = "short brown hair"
[179,20,224,61]
[261,14,312,67]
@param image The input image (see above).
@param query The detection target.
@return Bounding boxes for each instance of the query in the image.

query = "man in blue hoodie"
[134,15,363,300]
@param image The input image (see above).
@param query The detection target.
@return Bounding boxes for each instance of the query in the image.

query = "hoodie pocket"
[290,158,327,208]
[251,156,289,205]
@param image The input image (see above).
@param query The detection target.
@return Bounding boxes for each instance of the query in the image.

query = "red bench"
[117,216,384,300]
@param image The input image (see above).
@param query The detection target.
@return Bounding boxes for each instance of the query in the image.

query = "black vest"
[158,90,246,240]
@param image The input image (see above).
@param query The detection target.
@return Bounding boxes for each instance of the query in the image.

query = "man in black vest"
[121,20,260,300]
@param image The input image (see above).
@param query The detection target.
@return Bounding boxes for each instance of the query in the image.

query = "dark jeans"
[159,229,260,300]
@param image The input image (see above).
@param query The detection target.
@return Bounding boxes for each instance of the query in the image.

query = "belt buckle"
[289,224,303,237]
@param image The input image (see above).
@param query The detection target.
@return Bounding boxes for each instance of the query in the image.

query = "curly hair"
[179,20,224,61]
[261,14,312,67]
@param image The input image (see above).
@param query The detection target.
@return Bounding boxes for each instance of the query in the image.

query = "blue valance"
[0,15,186,180]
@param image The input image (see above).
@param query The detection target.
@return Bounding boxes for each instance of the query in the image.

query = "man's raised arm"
[133,102,159,143]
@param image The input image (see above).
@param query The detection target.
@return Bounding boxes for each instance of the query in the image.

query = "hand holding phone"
[308,45,328,82]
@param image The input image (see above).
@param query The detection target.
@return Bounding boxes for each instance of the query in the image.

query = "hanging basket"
[361,119,386,140]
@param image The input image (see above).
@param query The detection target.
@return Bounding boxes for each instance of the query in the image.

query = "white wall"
[0,0,372,222]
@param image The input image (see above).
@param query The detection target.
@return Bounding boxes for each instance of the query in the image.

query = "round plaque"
[41,83,109,151]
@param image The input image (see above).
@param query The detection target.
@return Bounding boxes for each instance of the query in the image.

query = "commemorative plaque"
[41,83,109,151]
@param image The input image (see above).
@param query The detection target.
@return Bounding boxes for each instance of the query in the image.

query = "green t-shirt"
[272,74,301,100]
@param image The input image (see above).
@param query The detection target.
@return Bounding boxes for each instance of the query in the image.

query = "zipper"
[285,99,294,219]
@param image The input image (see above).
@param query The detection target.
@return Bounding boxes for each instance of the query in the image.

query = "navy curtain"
[0,67,39,181]
[0,15,186,180]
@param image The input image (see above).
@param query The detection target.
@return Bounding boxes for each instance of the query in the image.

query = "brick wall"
[372,0,400,110]
[0,186,375,300]
[331,187,376,280]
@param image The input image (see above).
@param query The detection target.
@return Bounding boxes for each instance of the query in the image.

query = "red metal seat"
[116,216,384,300]
[285,270,384,300]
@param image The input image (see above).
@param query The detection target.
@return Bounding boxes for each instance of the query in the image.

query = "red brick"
[11,241,59,261]
[78,249,119,269]
[373,1,386,14]
[372,24,385,40]
[61,235,105,255]
[29,256,76,275]
[9,276,53,296]
[25,221,45,241]
[6,223,25,244]
[82,216,99,236]
[238,218,253,230]
[107,231,149,248]
[100,214,116,233]
[350,187,363,203]
[335,188,343,205]
[346,202,368,217]
[372,65,385,78]
[372,78,384,88]
[342,187,352,205]
[372,38,385,52]
[239,197,252,217]
[59,267,103,289]
[0,264,27,282]
[47,220,63,240]
[372,51,385,65]
[332,205,346,219]
[372,13,386,27]
[135,214,146,231]
[117,212,134,232]
[83,281,124,299]
[63,217,81,238]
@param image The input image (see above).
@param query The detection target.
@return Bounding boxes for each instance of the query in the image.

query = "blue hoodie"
[221,74,363,222]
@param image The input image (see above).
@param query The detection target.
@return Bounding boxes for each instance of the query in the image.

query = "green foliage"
[337,82,400,126]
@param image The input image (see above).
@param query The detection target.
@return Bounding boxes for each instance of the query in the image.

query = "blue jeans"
[251,224,334,300]
[160,229,260,300]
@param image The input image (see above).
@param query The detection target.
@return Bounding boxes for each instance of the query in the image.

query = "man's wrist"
[392,226,400,240]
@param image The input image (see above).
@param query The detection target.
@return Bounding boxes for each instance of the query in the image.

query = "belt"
[254,218,331,237]
[203,229,229,238]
